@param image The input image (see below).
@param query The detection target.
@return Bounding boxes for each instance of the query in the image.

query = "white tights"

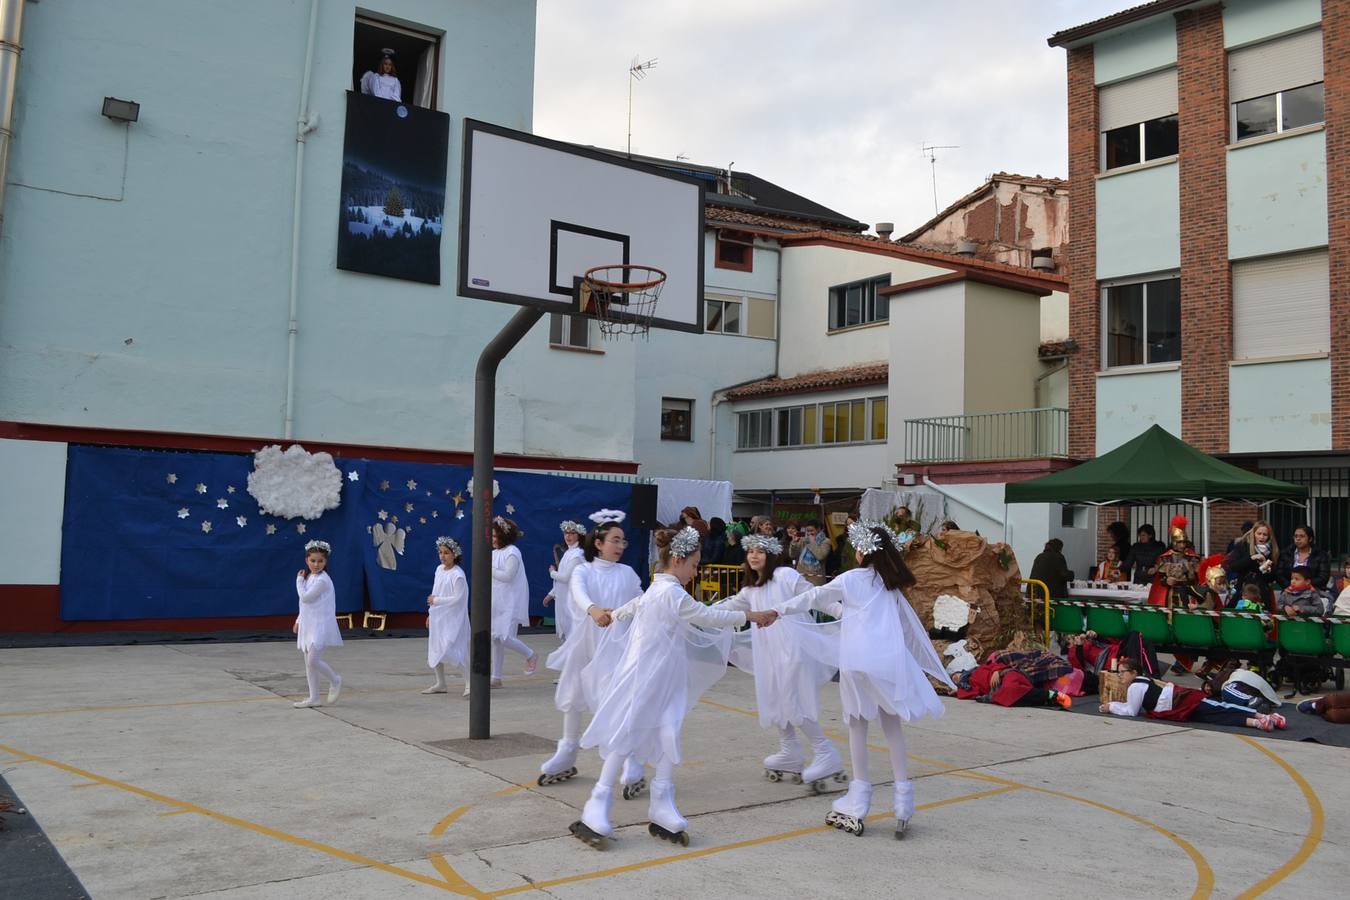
[780,718,828,743]
[597,752,673,789]
[491,631,534,678]
[302,646,339,704]
[562,708,583,742]
[846,712,909,785]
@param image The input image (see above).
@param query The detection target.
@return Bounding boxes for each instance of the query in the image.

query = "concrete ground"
[0,634,1343,899]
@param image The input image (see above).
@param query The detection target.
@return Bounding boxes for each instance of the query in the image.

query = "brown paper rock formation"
[904,530,1029,660]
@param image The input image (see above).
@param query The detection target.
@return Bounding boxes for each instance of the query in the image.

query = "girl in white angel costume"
[538,511,644,792]
[422,537,471,697]
[773,521,954,838]
[490,517,538,685]
[292,540,343,709]
[570,526,778,849]
[710,534,844,790]
[542,519,588,643]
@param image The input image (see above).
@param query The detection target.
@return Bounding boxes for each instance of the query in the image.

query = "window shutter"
[1232,250,1329,359]
[746,297,775,338]
[1099,68,1178,132]
[1229,28,1323,103]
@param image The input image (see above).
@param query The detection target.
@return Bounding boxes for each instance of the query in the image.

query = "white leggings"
[302,646,339,704]
[597,751,673,788]
[491,626,534,678]
[846,712,909,784]
[778,718,828,743]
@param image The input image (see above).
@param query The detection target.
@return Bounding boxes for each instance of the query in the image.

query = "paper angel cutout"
[372,521,406,570]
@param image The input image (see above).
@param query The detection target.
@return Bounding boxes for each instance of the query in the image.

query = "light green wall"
[1229,357,1331,452]
[1096,162,1180,279]
[1096,367,1181,455]
[0,440,67,584]
[962,282,1040,414]
[1094,17,1177,84]
[1227,130,1328,259]
[1223,0,1321,49]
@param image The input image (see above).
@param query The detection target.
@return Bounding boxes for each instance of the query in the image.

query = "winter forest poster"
[336,91,449,285]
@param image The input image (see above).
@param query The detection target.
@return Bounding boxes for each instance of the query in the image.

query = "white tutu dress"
[580,574,748,766]
[777,568,953,722]
[547,545,585,642]
[712,566,840,729]
[295,572,343,652]
[546,558,642,712]
[490,545,530,640]
[427,563,469,669]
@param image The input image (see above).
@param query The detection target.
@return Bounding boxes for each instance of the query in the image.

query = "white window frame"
[736,408,774,449]
[548,312,593,350]
[1230,83,1324,143]
[737,395,887,450]
[828,275,891,331]
[1099,115,1179,172]
[704,296,743,335]
[1099,274,1182,370]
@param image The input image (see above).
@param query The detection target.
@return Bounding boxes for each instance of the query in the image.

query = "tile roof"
[705,204,829,234]
[726,362,888,401]
[1047,1,1214,48]
[1039,339,1079,359]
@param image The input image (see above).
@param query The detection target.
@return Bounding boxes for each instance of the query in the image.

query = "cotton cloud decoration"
[932,593,972,631]
[246,444,343,520]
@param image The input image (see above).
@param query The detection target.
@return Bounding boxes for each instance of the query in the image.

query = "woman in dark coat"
[1029,538,1073,601]
[1274,524,1331,591]
[1224,521,1280,608]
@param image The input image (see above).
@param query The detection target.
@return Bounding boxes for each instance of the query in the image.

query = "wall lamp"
[101,97,140,123]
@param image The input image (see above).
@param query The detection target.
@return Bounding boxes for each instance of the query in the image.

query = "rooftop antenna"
[921,143,959,217]
[627,55,658,156]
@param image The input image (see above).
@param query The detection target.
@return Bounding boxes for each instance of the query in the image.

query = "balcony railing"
[904,408,1069,463]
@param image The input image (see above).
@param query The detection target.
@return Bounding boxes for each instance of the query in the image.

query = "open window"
[714,229,754,272]
[352,14,441,109]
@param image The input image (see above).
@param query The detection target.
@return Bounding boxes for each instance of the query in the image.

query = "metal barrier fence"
[904,407,1068,463]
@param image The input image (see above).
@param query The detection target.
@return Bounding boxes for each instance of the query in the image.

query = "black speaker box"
[629,482,660,530]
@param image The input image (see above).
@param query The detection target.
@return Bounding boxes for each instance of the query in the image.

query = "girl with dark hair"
[710,533,844,790]
[572,526,777,849]
[423,537,470,696]
[490,517,537,685]
[539,510,644,793]
[543,520,588,643]
[772,521,954,838]
[1275,524,1331,591]
[359,49,401,101]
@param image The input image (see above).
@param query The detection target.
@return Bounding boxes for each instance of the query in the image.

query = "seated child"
[1233,582,1265,612]
[1280,565,1326,617]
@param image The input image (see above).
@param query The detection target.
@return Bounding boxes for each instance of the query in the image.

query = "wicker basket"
[1098,669,1130,705]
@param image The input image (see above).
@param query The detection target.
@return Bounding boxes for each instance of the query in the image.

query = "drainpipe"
[0,0,27,237]
[708,242,783,479]
[283,0,320,439]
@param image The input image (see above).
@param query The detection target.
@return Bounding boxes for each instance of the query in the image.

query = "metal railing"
[904,407,1069,463]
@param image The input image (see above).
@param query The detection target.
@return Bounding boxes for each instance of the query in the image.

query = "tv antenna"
[921,143,959,217]
[627,56,658,156]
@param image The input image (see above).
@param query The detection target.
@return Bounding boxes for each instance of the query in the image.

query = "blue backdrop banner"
[60,446,648,621]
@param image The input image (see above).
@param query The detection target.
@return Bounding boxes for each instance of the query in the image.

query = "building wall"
[0,1,636,463]
[1227,132,1328,259]
[888,281,966,448]
[0,440,67,585]
[1093,16,1177,84]
[1066,45,1099,459]
[1229,357,1332,453]
[1041,290,1069,342]
[1329,0,1350,449]
[906,179,1069,271]
[962,282,1041,415]
[1095,162,1180,279]
[776,245,945,378]
[1223,0,1322,49]
[1096,367,1181,455]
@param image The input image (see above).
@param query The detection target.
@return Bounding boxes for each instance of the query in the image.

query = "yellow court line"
[430,805,473,838]
[489,784,1021,897]
[1234,736,1325,899]
[0,742,477,897]
[493,784,531,796]
[426,806,489,899]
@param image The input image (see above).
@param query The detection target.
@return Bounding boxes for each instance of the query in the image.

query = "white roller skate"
[763,733,804,784]
[824,779,871,836]
[569,785,613,849]
[802,735,847,795]
[538,739,579,786]
[646,779,690,847]
[620,756,647,800]
[893,780,915,840]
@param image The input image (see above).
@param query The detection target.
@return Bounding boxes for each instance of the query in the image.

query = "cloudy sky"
[534,0,1127,233]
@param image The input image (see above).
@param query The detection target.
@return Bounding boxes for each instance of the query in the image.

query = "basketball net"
[580,265,666,339]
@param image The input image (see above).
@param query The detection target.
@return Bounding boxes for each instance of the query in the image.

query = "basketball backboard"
[458,119,705,333]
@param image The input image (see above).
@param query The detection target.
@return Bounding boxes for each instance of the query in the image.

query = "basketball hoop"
[580,264,666,338]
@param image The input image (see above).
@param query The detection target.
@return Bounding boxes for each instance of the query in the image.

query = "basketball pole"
[470,305,544,740]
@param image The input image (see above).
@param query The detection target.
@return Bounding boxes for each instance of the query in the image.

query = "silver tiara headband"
[669,525,701,559]
[589,508,626,525]
[741,534,782,556]
[304,539,331,553]
[559,520,587,535]
[848,520,899,557]
[435,536,462,555]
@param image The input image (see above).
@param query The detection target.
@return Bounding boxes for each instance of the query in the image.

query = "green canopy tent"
[1003,425,1307,555]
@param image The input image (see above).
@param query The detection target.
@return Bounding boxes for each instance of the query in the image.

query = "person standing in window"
[360,49,402,102]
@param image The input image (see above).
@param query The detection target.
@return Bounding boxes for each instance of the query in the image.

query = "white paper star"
[235,516,246,528]
[217,498,229,509]
[505,503,516,514]
[380,480,390,490]
[266,524,277,535]
[177,508,189,519]
[201,521,212,534]
[425,490,431,496]
[431,510,439,518]
[406,479,418,490]
[296,523,306,534]
[419,516,427,524]
[377,510,388,521]
[227,486,236,494]
[456,510,464,519]
[195,483,207,494]
[167,473,178,484]
[348,470,360,482]
[404,502,414,512]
